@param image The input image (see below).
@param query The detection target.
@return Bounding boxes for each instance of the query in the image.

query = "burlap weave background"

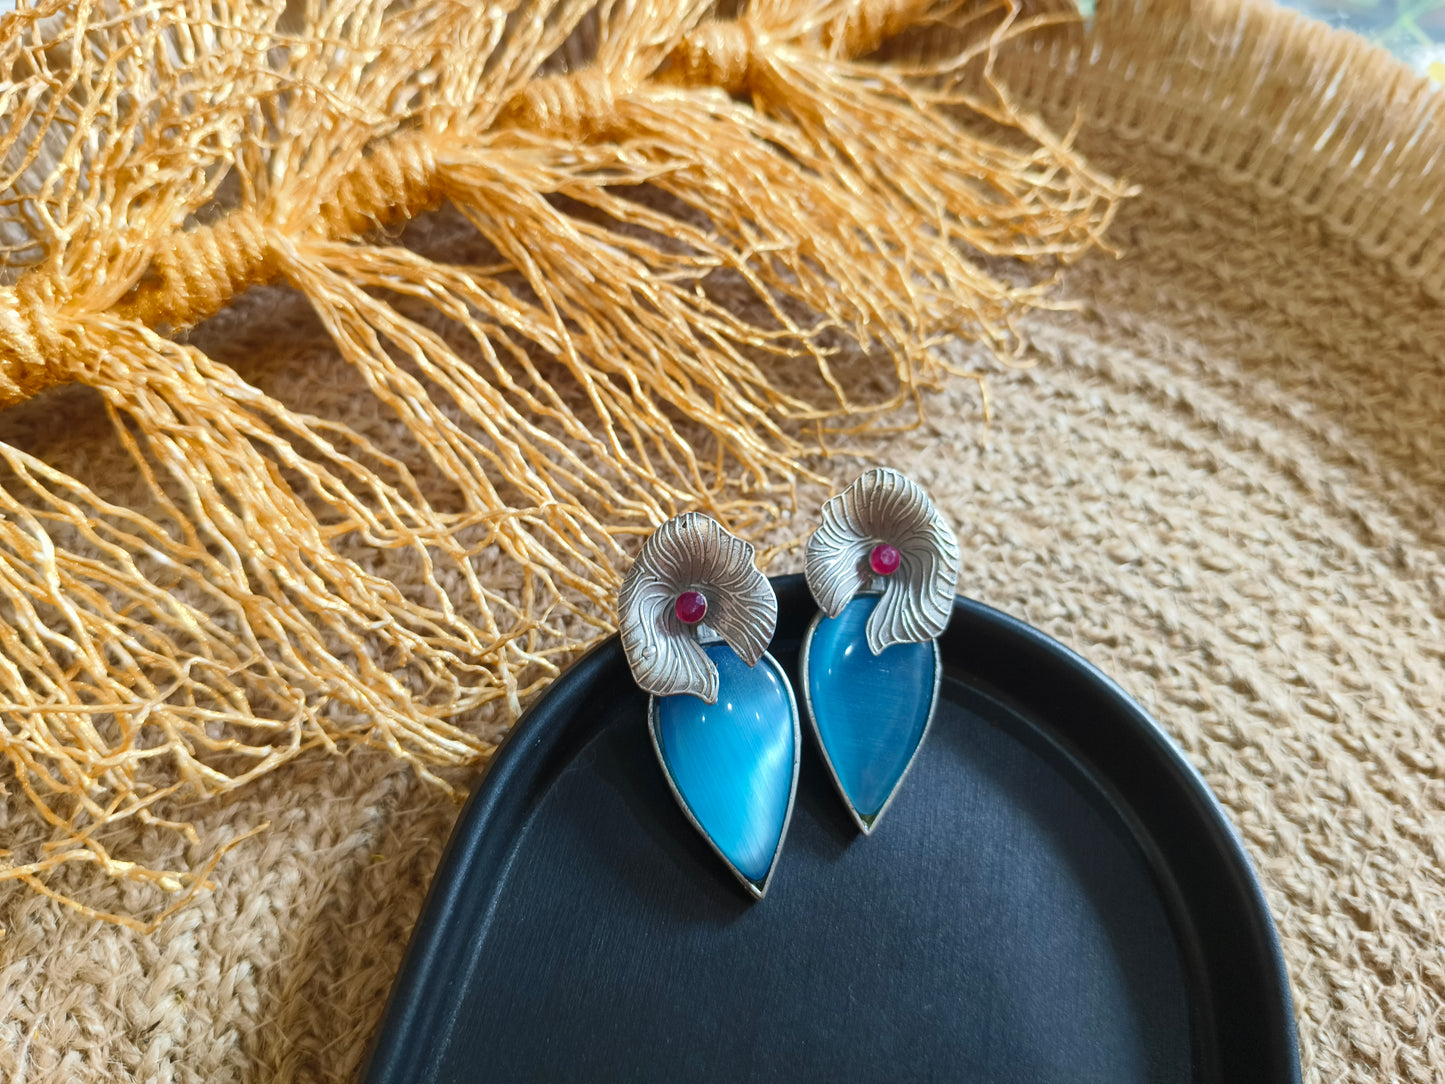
[0,1,1441,1080]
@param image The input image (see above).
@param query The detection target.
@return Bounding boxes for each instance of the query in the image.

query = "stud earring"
[618,512,800,898]
[799,468,960,834]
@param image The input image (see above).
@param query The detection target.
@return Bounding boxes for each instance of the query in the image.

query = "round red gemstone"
[869,543,901,576]
[674,590,709,625]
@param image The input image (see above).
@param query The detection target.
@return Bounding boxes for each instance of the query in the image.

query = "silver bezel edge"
[647,649,802,900]
[798,594,943,836]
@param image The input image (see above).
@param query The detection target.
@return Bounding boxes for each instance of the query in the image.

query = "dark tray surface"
[364,575,1299,1084]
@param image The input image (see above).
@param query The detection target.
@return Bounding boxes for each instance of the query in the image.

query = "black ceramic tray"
[363,575,1299,1083]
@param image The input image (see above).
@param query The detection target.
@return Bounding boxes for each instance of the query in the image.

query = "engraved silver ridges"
[804,467,961,656]
[617,512,776,704]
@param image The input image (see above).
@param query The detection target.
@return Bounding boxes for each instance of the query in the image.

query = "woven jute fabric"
[1,1,1442,1081]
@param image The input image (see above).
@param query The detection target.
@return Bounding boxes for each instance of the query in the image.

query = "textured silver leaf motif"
[805,468,960,654]
[618,512,777,703]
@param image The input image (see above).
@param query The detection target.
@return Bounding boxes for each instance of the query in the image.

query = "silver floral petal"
[618,512,777,703]
[804,468,960,655]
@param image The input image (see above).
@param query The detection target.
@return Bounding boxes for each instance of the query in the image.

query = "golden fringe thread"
[0,0,1123,926]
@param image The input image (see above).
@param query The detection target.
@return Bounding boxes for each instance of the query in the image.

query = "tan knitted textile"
[0,1,1442,1081]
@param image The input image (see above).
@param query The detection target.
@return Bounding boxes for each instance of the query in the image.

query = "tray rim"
[362,574,1301,1084]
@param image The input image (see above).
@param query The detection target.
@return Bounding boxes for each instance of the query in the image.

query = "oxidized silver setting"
[801,468,958,835]
[618,512,777,704]
[797,595,942,836]
[804,467,961,656]
[621,511,796,898]
[646,662,800,899]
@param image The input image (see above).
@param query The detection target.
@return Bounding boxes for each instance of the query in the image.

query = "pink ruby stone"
[674,590,709,625]
[869,543,901,576]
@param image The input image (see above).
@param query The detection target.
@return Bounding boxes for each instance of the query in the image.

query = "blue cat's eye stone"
[804,594,938,830]
[653,646,798,892]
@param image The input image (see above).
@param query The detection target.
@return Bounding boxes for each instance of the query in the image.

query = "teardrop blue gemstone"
[652,646,798,893]
[804,594,938,830]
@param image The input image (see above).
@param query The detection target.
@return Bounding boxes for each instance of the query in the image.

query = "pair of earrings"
[618,468,961,898]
